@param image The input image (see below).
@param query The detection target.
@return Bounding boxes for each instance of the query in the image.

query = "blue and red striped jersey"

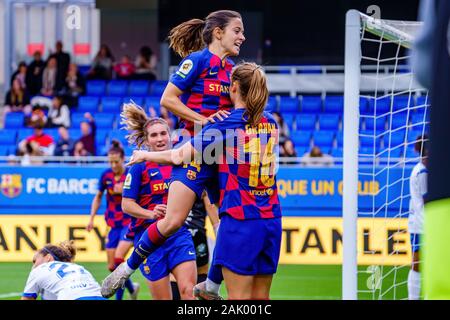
[98,168,131,228]
[122,162,172,236]
[170,48,234,136]
[191,108,282,220]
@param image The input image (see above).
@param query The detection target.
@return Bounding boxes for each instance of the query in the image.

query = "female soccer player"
[407,135,428,300]
[106,62,282,300]
[119,103,197,300]
[101,10,244,298]
[21,241,106,300]
[86,141,138,300]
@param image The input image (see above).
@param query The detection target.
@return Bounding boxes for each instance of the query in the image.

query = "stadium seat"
[336,131,343,148]
[94,114,116,129]
[405,147,419,158]
[359,130,381,148]
[68,128,82,141]
[108,80,128,96]
[318,114,340,131]
[16,129,34,143]
[0,130,17,145]
[77,96,100,113]
[71,113,88,129]
[324,95,344,113]
[294,146,308,157]
[282,114,295,130]
[368,97,391,115]
[295,114,316,131]
[129,81,150,96]
[330,147,343,158]
[109,130,129,145]
[124,146,134,157]
[266,96,278,113]
[359,97,370,115]
[301,96,322,113]
[392,95,412,112]
[46,128,60,142]
[407,130,426,143]
[96,143,108,156]
[415,95,429,107]
[95,130,110,146]
[149,81,168,96]
[279,96,300,113]
[86,80,106,96]
[364,116,386,131]
[4,112,25,129]
[123,96,144,107]
[360,146,378,156]
[312,131,334,148]
[290,131,311,147]
[383,130,406,148]
[144,96,162,114]
[101,97,122,113]
[0,146,12,156]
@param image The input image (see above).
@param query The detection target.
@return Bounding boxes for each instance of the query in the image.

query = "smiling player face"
[146,123,170,152]
[108,153,124,174]
[219,18,245,57]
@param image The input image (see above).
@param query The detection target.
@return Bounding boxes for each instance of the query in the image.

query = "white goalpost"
[343,10,429,300]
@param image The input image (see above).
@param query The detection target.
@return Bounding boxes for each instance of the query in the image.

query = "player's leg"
[148,276,172,300]
[251,275,273,300]
[222,267,254,299]
[115,238,139,299]
[172,260,197,300]
[408,233,421,300]
[169,273,181,300]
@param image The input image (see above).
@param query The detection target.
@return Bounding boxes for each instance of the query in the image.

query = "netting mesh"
[356,14,429,300]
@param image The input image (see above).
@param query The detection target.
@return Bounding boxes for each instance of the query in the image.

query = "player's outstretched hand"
[86,221,94,232]
[153,204,167,219]
[203,110,231,124]
[126,150,148,166]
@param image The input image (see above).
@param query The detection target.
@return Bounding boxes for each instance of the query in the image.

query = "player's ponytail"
[121,102,171,149]
[169,19,205,58]
[39,240,76,262]
[231,62,269,127]
[108,139,125,158]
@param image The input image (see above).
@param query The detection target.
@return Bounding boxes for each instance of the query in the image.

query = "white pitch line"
[0,292,21,299]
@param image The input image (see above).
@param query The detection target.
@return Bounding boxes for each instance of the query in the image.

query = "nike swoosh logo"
[209,70,218,75]
[151,172,158,177]
[188,251,195,255]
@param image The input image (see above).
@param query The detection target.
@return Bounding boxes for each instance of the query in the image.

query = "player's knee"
[178,282,195,300]
[164,217,184,234]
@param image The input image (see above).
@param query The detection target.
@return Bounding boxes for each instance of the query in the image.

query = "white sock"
[205,278,221,294]
[122,262,135,276]
[408,269,421,300]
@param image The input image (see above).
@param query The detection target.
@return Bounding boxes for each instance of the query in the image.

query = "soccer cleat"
[193,281,224,300]
[101,263,132,298]
[130,282,140,300]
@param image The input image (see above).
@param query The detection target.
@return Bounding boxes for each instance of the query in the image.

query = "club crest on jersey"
[123,173,132,189]
[178,59,193,75]
[186,170,197,180]
[1,174,22,198]
[143,265,150,274]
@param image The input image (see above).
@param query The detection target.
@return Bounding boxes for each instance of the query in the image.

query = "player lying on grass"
[21,240,106,300]
[102,62,282,300]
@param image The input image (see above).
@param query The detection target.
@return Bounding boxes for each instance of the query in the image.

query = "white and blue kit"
[408,162,427,252]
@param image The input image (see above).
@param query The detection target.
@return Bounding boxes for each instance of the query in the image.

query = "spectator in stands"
[73,141,92,157]
[77,112,96,155]
[60,63,85,107]
[54,126,75,157]
[300,146,334,167]
[48,96,71,128]
[11,61,28,90]
[26,105,48,128]
[87,44,114,80]
[18,140,44,166]
[48,41,71,91]
[279,138,298,164]
[26,51,45,95]
[19,120,55,156]
[41,57,58,97]
[134,46,157,80]
[272,112,290,144]
[114,55,135,80]
[3,78,32,117]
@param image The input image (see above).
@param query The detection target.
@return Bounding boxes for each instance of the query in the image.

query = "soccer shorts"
[134,225,196,282]
[170,161,220,204]
[105,226,132,249]
[410,233,421,253]
[213,214,282,276]
[189,228,209,268]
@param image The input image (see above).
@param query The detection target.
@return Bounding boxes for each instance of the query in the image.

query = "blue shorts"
[105,226,132,249]
[134,225,196,282]
[213,214,282,276]
[171,161,220,203]
[410,233,420,253]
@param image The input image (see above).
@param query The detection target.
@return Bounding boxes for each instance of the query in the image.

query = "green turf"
[0,263,409,300]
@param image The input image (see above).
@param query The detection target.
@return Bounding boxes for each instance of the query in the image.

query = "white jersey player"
[21,241,106,300]
[407,135,428,300]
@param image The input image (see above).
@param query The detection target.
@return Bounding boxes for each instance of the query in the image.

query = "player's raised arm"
[87,190,103,232]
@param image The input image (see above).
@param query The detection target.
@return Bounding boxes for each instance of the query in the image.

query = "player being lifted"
[21,241,106,300]
[86,141,139,300]
[407,135,428,300]
[101,9,245,299]
[119,105,197,299]
[103,62,282,300]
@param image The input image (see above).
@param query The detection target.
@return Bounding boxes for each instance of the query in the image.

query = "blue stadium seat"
[124,146,135,157]
[95,130,109,146]
[266,96,278,113]
[407,130,426,143]
[46,128,60,142]
[415,95,429,107]
[279,97,300,113]
[294,146,308,157]
[17,128,34,142]
[68,128,82,141]
[129,81,150,96]
[389,111,409,129]
[330,148,343,158]
[290,131,311,147]
[94,114,116,129]
[301,96,322,113]
[108,80,128,96]
[392,95,412,112]
[405,147,419,158]
[383,130,406,148]
[359,130,381,148]
[318,114,340,131]
[96,143,108,156]
[0,146,13,156]
[149,81,168,96]
[77,96,99,113]
[336,131,343,148]
[359,97,370,115]
[364,116,386,131]
[86,80,106,96]
[71,112,88,129]
[360,146,378,156]
[368,97,391,115]
[144,96,162,114]
[109,130,129,145]
[101,97,122,113]
[282,114,295,130]
[324,96,344,113]
[4,112,24,129]
[312,131,334,148]
[0,129,17,145]
[123,96,144,107]
[295,114,316,131]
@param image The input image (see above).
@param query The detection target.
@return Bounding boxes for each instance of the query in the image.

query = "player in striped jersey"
[408,135,428,300]
[86,141,138,300]
[106,62,282,300]
[119,104,197,299]
[21,241,106,300]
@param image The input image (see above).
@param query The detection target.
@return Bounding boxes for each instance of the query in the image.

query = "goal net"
[342,10,429,300]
